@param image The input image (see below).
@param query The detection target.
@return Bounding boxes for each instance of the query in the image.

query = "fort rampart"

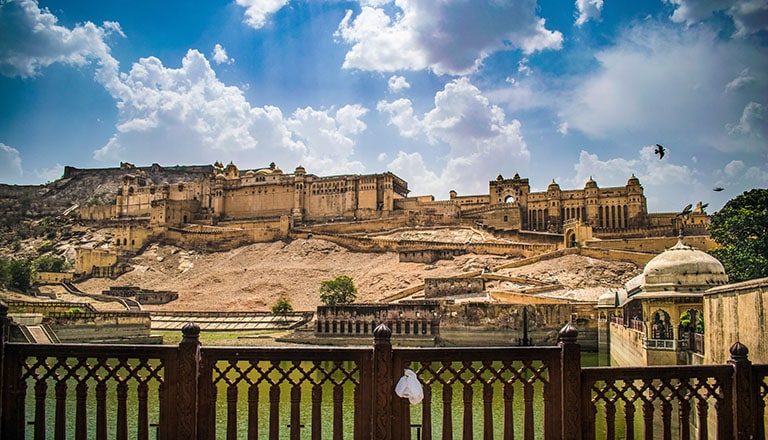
[424,277,485,298]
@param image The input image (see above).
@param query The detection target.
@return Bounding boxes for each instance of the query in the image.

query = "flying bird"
[679,203,693,220]
[654,144,666,159]
[700,203,709,210]
[713,187,724,192]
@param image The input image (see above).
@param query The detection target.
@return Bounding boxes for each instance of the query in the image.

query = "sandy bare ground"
[64,237,639,312]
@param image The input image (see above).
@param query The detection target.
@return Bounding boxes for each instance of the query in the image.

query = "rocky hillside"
[0,164,212,227]
[0,164,214,252]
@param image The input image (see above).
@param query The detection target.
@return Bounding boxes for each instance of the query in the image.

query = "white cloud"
[0,143,23,181]
[285,105,367,173]
[33,163,64,183]
[0,0,122,80]
[376,98,420,138]
[387,75,410,92]
[717,159,768,196]
[665,0,768,36]
[518,57,532,76]
[335,104,368,135]
[235,0,288,30]
[212,44,234,65]
[94,49,369,177]
[387,151,442,195]
[725,68,755,93]
[724,159,745,177]
[558,22,768,154]
[726,101,766,138]
[575,0,604,26]
[378,78,529,195]
[336,0,562,75]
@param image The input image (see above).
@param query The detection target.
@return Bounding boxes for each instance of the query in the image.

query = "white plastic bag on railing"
[394,369,423,404]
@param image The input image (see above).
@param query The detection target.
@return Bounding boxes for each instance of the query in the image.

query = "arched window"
[651,310,673,340]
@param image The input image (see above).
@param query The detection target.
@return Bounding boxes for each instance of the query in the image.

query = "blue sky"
[0,0,766,212]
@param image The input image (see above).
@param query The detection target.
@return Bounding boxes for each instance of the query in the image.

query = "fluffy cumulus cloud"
[387,75,410,93]
[0,1,370,177]
[235,0,288,30]
[0,0,122,80]
[558,22,768,154]
[211,44,234,65]
[94,49,369,175]
[0,143,23,180]
[336,0,563,75]
[726,101,766,138]
[717,159,768,193]
[665,0,768,36]
[575,0,604,26]
[285,105,368,174]
[378,78,530,195]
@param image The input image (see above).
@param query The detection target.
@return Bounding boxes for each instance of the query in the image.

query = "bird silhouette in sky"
[713,187,724,192]
[654,144,666,159]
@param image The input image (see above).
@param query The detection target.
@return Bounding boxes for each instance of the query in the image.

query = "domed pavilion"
[601,235,728,365]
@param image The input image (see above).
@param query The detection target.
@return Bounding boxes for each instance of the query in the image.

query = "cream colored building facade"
[106,161,710,238]
[115,162,409,226]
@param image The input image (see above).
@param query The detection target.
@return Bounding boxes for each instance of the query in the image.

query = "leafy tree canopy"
[319,275,357,306]
[0,258,33,292]
[708,188,768,283]
[271,296,293,317]
[33,255,69,273]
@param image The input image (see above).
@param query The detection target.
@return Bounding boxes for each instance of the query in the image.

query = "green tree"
[708,188,768,283]
[319,275,357,306]
[8,259,33,292]
[0,259,11,289]
[33,255,69,273]
[271,296,293,318]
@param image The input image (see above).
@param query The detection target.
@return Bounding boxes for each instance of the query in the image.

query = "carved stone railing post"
[372,323,393,440]
[559,322,581,440]
[728,341,754,439]
[172,322,201,439]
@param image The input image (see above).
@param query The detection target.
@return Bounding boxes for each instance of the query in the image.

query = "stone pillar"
[559,322,581,439]
[174,322,200,439]
[728,341,754,439]
[372,323,393,440]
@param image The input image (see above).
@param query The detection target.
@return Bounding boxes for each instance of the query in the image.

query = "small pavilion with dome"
[597,234,729,366]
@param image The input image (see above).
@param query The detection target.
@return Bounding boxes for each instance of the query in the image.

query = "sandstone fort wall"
[704,277,768,364]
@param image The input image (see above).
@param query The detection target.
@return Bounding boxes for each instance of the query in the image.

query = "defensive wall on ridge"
[296,231,556,256]
[424,278,485,298]
[585,234,716,253]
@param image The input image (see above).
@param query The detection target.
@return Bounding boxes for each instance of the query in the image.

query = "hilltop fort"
[3,160,694,278]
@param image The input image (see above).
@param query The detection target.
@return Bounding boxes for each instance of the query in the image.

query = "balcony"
[0,308,766,439]
[643,337,677,351]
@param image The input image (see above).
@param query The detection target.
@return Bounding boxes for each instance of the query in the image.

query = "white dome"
[637,237,728,296]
